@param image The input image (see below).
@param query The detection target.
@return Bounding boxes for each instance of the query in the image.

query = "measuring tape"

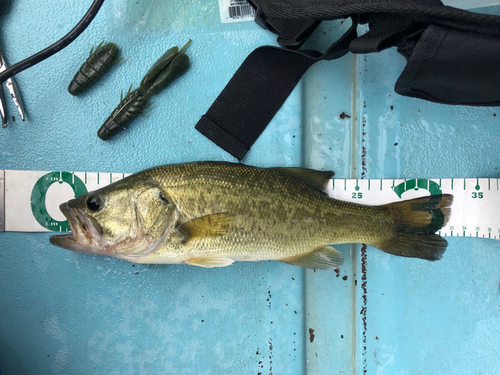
[325,178,499,240]
[0,169,498,240]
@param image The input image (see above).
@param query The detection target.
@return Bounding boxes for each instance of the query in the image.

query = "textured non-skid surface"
[0,1,499,374]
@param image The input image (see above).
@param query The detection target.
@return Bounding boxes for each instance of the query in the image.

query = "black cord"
[0,0,105,84]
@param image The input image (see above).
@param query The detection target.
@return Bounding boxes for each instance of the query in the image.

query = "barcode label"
[229,4,255,19]
[219,0,255,23]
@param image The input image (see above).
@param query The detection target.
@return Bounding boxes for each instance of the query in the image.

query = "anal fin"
[280,246,344,270]
[184,257,234,268]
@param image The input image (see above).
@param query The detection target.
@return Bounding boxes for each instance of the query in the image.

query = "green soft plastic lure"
[68,41,122,96]
[97,40,191,140]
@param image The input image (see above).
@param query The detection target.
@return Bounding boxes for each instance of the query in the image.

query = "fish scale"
[145,163,330,260]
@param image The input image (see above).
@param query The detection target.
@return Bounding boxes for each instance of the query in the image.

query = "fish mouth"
[49,202,103,254]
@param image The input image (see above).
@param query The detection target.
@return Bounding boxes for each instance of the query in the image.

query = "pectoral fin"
[178,213,233,243]
[184,257,235,268]
[280,246,344,270]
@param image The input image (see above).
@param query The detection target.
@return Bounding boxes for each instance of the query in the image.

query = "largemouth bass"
[50,162,453,269]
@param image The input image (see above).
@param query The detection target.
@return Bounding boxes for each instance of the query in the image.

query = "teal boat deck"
[0,1,499,374]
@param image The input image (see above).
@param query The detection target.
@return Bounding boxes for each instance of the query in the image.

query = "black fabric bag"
[196,0,500,160]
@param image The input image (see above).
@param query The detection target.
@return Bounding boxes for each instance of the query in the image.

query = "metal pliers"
[0,47,25,127]
[0,0,25,128]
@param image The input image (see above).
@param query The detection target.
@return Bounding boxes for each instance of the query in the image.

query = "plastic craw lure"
[97,40,191,141]
[68,41,122,96]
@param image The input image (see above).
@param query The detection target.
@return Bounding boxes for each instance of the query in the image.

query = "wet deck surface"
[0,2,499,374]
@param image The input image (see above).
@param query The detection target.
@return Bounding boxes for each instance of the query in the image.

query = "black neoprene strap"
[195,20,358,160]
[195,47,319,160]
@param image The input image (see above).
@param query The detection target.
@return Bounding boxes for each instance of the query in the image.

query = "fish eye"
[86,195,103,212]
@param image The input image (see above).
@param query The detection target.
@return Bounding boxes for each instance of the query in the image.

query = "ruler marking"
[451,178,454,190]
[85,172,87,184]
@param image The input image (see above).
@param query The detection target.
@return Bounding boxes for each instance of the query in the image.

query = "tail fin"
[374,194,453,261]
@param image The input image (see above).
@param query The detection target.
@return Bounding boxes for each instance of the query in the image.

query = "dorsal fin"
[273,167,334,191]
